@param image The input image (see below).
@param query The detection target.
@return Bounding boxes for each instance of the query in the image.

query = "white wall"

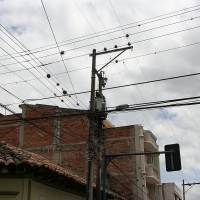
[31,180,85,200]
[0,178,85,200]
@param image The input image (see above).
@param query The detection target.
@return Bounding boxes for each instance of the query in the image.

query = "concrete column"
[138,125,148,200]
[19,105,26,149]
[138,126,145,172]
[52,108,61,164]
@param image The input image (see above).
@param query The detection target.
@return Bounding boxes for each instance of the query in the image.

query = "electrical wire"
[0,42,71,109]
[1,37,200,98]
[0,66,91,86]
[88,0,116,47]
[0,23,199,79]
[130,38,200,181]
[110,160,171,200]
[0,25,87,109]
[0,37,74,108]
[0,122,22,140]
[2,13,199,65]
[1,22,200,73]
[0,86,91,148]
[1,94,200,131]
[40,0,81,107]
[0,61,58,107]
[0,102,96,163]
[1,4,199,59]
[19,70,200,103]
[103,139,132,199]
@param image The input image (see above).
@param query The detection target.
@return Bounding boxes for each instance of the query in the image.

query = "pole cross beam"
[102,148,173,200]
[182,180,200,200]
[89,46,133,56]
[86,46,133,200]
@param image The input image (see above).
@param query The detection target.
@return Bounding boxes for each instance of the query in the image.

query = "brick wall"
[0,104,144,199]
[0,114,21,147]
[103,126,143,199]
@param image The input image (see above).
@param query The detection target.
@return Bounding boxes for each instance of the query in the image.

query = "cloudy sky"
[1,0,200,198]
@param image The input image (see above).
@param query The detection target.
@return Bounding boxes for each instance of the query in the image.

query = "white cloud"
[1,0,200,198]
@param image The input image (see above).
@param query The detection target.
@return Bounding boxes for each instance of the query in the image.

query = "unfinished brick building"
[0,104,163,199]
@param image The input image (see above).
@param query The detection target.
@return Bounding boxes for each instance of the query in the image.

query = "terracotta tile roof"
[0,141,124,199]
[0,141,86,185]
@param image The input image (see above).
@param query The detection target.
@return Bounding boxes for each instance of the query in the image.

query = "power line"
[0,86,88,141]
[88,0,116,47]
[0,122,22,140]
[104,135,145,199]
[0,25,87,109]
[41,0,80,107]
[1,4,199,59]
[0,61,58,107]
[0,102,92,155]
[0,66,91,87]
[2,13,198,64]
[131,32,200,182]
[108,100,200,114]
[109,156,153,200]
[19,70,200,103]
[1,21,199,71]
[0,87,93,153]
[1,95,200,124]
[1,38,200,93]
[0,50,88,69]
[0,41,70,107]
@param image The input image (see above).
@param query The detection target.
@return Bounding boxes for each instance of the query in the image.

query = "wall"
[103,125,144,199]
[0,114,20,147]
[162,183,182,200]
[0,178,85,200]
[0,105,161,199]
[0,179,24,200]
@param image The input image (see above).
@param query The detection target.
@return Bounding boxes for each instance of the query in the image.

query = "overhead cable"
[0,4,199,58]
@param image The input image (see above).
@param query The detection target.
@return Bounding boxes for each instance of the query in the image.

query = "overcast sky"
[1,0,200,198]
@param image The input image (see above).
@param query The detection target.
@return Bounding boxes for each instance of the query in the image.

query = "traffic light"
[165,143,181,172]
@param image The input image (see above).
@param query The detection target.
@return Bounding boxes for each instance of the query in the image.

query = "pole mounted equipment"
[86,46,133,200]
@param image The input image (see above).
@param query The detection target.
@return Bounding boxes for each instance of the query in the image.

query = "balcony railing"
[144,130,158,151]
[146,164,160,184]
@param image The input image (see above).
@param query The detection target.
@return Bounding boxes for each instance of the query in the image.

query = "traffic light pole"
[102,148,173,200]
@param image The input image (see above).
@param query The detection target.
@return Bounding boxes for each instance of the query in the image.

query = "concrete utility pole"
[183,180,185,200]
[86,49,96,200]
[86,46,133,200]
[182,180,200,200]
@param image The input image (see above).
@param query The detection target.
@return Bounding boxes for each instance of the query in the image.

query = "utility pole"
[182,180,200,200]
[183,180,185,200]
[86,49,96,200]
[86,46,133,200]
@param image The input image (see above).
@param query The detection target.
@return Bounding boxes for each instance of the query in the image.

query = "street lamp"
[116,104,129,111]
